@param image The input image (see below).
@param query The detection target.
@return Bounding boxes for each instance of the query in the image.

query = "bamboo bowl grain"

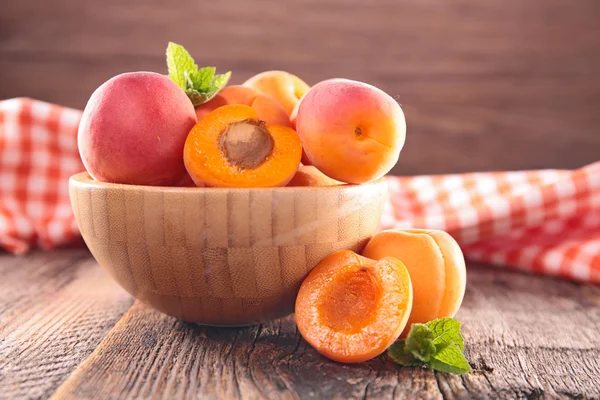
[69,172,388,326]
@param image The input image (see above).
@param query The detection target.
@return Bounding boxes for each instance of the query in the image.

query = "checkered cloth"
[1,98,599,283]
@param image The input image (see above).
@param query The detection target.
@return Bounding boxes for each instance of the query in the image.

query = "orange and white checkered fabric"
[1,98,599,283]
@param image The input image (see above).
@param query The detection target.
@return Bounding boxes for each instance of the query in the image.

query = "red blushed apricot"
[243,71,310,115]
[362,229,466,337]
[195,85,291,128]
[295,250,413,363]
[184,104,301,188]
[296,79,406,184]
[286,165,344,187]
[78,72,197,186]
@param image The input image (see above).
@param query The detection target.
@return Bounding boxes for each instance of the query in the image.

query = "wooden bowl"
[69,172,388,326]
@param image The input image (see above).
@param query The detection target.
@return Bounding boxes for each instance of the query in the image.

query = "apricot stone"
[78,71,197,186]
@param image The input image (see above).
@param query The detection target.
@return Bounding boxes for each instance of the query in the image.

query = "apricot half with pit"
[184,104,302,187]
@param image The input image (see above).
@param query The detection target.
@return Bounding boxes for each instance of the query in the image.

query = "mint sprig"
[166,42,231,106]
[388,318,471,375]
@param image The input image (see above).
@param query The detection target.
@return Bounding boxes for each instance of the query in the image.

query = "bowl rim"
[69,171,388,193]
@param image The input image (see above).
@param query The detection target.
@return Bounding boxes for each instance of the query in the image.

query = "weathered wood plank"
[51,264,600,400]
[1,0,600,174]
[0,250,134,400]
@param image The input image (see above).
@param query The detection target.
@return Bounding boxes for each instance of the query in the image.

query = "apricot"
[78,71,197,186]
[362,229,466,337]
[195,85,291,128]
[286,165,344,187]
[296,79,406,184]
[290,100,300,131]
[295,250,413,363]
[290,100,312,165]
[184,104,302,187]
[243,71,310,115]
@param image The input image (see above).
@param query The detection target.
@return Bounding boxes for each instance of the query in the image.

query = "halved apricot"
[184,104,302,187]
[295,250,413,363]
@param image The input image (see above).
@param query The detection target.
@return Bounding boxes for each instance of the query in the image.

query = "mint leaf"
[404,324,437,362]
[388,340,422,366]
[429,344,472,375]
[387,318,471,375]
[166,42,231,106]
[426,318,465,351]
[166,42,197,89]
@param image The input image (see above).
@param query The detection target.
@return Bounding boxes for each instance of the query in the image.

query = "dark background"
[1,0,599,175]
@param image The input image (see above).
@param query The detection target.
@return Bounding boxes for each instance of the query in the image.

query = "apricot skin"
[195,85,291,127]
[243,71,310,115]
[78,71,197,186]
[286,165,344,187]
[361,229,466,337]
[296,79,406,184]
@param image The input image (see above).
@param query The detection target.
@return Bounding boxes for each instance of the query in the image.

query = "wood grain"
[0,250,133,400]
[69,172,387,325]
[1,0,600,174]
[50,263,600,400]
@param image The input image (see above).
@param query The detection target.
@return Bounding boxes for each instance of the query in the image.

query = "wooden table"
[1,249,599,399]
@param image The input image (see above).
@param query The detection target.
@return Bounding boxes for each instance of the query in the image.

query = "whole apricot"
[78,71,197,186]
[195,85,290,127]
[286,165,344,187]
[296,79,406,184]
[243,71,310,115]
[362,229,466,337]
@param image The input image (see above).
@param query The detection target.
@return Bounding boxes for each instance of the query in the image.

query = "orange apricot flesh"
[243,71,310,115]
[286,165,344,187]
[295,250,413,363]
[362,229,466,337]
[195,85,291,127]
[184,104,302,188]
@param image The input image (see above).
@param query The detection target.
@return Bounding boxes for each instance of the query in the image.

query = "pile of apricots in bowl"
[75,43,466,365]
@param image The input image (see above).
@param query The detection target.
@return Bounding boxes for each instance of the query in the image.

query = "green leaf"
[428,344,472,375]
[404,324,437,362]
[388,340,422,366]
[211,71,231,91]
[166,42,197,89]
[426,318,465,351]
[387,318,472,376]
[165,43,231,106]
[184,89,217,107]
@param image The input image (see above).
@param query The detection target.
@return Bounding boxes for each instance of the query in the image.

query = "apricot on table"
[362,229,466,337]
[243,71,310,115]
[286,165,344,187]
[195,85,291,128]
[296,79,406,184]
[184,104,302,187]
[78,71,197,186]
[295,250,413,363]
